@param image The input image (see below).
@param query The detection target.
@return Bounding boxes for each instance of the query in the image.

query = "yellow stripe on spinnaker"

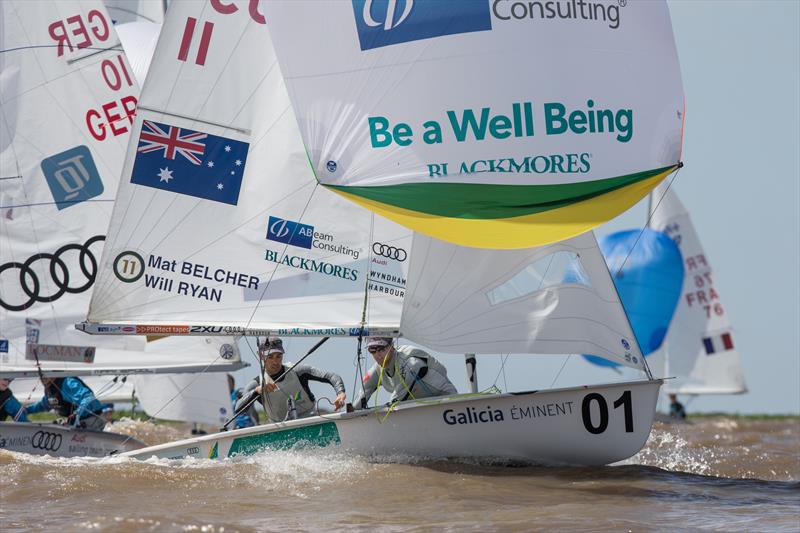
[331,170,673,249]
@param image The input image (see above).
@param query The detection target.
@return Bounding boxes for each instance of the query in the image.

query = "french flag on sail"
[130,120,249,206]
[702,332,734,355]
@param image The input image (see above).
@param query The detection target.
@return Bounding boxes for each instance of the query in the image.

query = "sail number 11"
[581,390,633,434]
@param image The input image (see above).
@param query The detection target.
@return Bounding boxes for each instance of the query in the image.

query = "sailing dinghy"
[78,1,684,465]
[647,182,747,397]
[0,1,243,457]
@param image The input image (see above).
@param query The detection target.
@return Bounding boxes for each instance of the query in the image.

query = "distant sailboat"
[78,1,684,465]
[647,182,747,396]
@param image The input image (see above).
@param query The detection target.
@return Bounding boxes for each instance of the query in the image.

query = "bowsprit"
[0,235,104,311]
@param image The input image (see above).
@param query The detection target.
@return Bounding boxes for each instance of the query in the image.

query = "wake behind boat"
[0,421,144,457]
[123,380,660,466]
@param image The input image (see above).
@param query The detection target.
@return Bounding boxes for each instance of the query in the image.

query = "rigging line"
[106,7,160,24]
[354,216,377,407]
[613,166,682,277]
[549,355,572,389]
[0,43,121,56]
[244,183,321,329]
[0,200,114,209]
[490,353,511,392]
[501,353,509,392]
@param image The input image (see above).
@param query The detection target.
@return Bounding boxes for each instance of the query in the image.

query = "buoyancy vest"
[262,365,316,423]
[0,388,12,421]
[384,346,457,400]
[45,377,94,418]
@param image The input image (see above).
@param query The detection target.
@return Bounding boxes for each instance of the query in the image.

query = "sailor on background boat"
[236,337,347,423]
[228,374,258,428]
[669,393,687,420]
[0,378,30,422]
[353,338,458,409]
[26,377,108,431]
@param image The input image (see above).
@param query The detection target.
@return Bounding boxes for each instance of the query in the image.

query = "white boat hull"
[0,422,146,458]
[123,380,661,466]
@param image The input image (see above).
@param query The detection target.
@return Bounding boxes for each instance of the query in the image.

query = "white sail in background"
[104,0,165,25]
[133,336,239,426]
[82,2,646,371]
[649,182,746,394]
[0,1,145,376]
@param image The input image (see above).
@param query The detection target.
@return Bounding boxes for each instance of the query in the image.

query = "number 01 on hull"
[123,379,661,466]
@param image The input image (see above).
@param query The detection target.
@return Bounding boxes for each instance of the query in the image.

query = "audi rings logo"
[32,430,63,451]
[372,242,407,262]
[0,235,105,311]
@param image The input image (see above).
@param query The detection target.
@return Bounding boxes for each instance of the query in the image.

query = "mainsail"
[262,0,685,248]
[648,183,747,394]
[81,1,651,371]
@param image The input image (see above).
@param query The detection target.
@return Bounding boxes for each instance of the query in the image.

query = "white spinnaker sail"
[104,0,165,25]
[0,1,145,371]
[85,2,645,371]
[402,231,646,369]
[648,183,746,394]
[261,1,685,249]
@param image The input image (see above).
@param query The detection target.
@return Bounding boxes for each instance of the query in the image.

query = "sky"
[233,1,800,415]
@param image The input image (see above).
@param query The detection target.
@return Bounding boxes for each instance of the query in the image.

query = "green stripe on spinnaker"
[327,166,675,220]
[227,422,341,457]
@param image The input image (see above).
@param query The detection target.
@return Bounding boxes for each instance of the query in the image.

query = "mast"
[464,354,478,394]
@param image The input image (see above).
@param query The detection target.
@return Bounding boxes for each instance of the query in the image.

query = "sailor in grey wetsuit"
[236,337,346,423]
[353,337,457,409]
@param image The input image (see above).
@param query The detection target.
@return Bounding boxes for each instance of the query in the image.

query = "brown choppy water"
[2,418,798,532]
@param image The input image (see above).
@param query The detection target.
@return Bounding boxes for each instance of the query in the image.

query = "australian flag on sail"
[130,120,249,206]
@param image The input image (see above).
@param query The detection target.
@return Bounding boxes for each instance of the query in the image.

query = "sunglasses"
[368,345,388,354]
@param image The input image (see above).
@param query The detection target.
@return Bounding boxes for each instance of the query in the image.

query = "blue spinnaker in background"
[567,229,684,368]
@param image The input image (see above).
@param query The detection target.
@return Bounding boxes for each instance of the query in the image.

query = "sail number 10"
[581,390,633,434]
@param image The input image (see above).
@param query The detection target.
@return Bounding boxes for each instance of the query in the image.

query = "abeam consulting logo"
[41,146,104,210]
[352,0,492,51]
[266,216,360,260]
[267,216,314,249]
